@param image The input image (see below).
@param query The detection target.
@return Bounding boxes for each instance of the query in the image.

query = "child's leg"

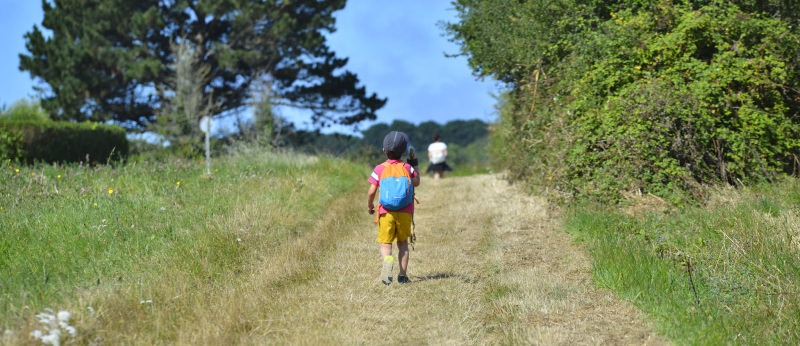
[380,242,392,259]
[397,240,409,275]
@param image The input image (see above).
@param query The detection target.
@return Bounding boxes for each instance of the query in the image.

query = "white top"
[428,142,447,164]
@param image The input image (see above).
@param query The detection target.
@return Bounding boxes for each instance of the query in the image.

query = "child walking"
[367,131,420,285]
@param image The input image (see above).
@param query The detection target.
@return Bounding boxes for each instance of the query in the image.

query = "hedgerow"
[450,0,800,203]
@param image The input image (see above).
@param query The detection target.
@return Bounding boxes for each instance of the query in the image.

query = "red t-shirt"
[369,159,418,215]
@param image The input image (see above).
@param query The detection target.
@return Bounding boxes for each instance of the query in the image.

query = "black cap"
[383,131,409,154]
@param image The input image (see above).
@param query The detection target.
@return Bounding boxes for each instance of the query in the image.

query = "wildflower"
[237,238,242,242]
[15,169,19,173]
[57,311,71,322]
[0,207,3,211]
[634,65,642,70]
[108,188,114,194]
[57,175,61,179]
[93,202,98,207]
[140,299,153,304]
[214,169,218,172]
[30,308,77,344]
[160,207,166,211]
[32,172,36,176]
[176,181,181,186]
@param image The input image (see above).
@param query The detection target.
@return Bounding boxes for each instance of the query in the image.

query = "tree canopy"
[20,0,385,130]
[448,0,800,202]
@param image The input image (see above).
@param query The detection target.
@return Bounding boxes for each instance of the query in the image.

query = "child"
[367,131,420,285]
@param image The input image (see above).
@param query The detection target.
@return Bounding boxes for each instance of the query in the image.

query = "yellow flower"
[57,175,61,179]
[108,188,114,194]
[93,202,98,207]
[214,169,218,172]
[176,181,181,186]
[31,172,36,176]
[0,207,3,211]
[15,169,19,173]
[634,65,642,70]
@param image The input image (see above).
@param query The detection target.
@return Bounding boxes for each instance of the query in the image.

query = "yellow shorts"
[377,212,412,244]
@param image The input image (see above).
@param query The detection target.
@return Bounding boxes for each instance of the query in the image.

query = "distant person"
[427,134,452,179]
[367,131,420,285]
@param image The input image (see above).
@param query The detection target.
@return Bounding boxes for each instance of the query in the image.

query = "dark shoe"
[397,275,411,284]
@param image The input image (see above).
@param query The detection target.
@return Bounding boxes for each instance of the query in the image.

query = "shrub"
[0,128,26,160]
[450,1,800,203]
[0,121,128,163]
[0,98,50,121]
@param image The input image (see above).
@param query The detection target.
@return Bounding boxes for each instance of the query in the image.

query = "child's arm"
[367,183,378,214]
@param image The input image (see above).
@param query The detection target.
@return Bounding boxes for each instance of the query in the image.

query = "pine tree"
[20,0,386,130]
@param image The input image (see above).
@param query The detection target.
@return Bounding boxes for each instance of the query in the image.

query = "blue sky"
[0,1,498,136]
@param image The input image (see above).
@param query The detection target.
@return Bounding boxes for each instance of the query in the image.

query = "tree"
[20,0,386,130]
[0,98,51,122]
[448,0,800,201]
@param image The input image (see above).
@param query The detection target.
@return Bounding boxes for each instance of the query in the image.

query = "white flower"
[236,238,242,242]
[160,207,166,211]
[62,325,77,337]
[57,311,71,322]
[40,332,60,345]
[140,299,152,304]
[87,306,95,313]
[30,330,43,339]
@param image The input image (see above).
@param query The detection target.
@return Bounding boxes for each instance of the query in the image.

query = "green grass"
[0,148,365,331]
[565,180,800,344]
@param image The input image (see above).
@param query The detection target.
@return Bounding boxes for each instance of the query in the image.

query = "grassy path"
[4,170,666,344]
[226,174,665,344]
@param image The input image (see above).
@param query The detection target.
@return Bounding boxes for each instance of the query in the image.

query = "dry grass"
[3,174,665,345]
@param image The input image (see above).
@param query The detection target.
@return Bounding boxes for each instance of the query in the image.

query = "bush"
[0,98,50,121]
[450,1,800,203]
[0,120,128,163]
[0,128,26,160]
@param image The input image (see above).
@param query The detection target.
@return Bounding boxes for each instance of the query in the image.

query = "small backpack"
[378,162,414,211]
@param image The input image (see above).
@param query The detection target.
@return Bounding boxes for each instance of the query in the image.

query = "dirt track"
[253,174,667,344]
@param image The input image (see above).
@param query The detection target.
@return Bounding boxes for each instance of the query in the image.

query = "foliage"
[0,121,128,163]
[360,119,488,153]
[564,179,800,343]
[0,129,26,160]
[286,119,492,173]
[20,0,385,130]
[0,98,51,122]
[448,0,800,202]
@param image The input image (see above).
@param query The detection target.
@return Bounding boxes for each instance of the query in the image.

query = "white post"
[205,130,211,175]
[200,116,214,175]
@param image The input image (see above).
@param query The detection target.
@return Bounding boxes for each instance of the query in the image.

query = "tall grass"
[565,180,800,344]
[0,148,365,343]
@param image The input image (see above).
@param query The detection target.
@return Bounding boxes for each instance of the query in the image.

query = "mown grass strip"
[565,179,800,344]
